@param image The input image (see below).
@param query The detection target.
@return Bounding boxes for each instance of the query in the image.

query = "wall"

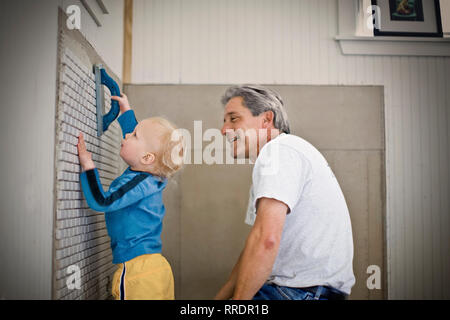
[59,0,124,80]
[53,11,124,299]
[0,0,123,299]
[441,0,450,37]
[131,0,450,299]
[0,0,58,300]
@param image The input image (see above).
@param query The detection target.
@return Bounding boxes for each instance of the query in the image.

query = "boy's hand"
[77,133,95,171]
[111,93,131,114]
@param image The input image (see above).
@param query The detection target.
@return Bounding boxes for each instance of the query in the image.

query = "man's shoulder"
[253,134,314,179]
[262,133,317,159]
[276,133,314,149]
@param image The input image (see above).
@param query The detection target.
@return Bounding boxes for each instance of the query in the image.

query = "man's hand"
[111,93,131,114]
[77,133,95,171]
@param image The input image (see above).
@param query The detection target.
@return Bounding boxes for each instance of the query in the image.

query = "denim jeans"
[253,283,330,300]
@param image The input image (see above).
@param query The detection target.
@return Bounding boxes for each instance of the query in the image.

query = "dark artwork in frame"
[389,0,424,21]
[371,0,443,37]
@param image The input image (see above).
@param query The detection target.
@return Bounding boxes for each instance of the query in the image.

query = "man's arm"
[232,197,288,300]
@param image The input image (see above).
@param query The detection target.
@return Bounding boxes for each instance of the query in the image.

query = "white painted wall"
[0,0,123,299]
[131,0,450,299]
[441,0,450,37]
[59,0,124,79]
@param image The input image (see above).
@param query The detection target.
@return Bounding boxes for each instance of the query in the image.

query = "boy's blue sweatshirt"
[79,110,167,264]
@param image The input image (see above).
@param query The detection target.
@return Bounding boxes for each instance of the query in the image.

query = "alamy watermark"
[367,265,382,290]
[169,123,281,176]
[66,5,81,30]
[66,264,81,290]
[367,5,381,30]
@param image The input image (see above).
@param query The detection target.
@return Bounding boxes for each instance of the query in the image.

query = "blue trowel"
[93,64,120,137]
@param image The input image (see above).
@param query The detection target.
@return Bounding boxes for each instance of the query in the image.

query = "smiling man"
[214,85,355,300]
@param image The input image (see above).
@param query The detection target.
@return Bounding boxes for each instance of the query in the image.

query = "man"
[214,85,355,300]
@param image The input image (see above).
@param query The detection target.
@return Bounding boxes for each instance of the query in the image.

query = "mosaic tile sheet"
[54,46,121,300]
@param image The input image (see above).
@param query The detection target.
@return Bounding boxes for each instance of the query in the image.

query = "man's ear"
[141,152,155,165]
[262,110,274,128]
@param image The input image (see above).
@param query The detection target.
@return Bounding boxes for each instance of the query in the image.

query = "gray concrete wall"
[0,0,124,299]
[0,0,58,299]
[124,84,386,300]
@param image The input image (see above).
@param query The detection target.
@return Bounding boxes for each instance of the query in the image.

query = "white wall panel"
[59,0,124,79]
[132,0,450,299]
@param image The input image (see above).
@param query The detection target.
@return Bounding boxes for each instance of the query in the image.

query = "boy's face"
[120,120,163,169]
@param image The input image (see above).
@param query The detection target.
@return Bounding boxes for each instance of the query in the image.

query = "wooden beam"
[123,0,133,84]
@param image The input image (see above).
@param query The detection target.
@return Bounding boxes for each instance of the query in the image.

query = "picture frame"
[371,0,443,37]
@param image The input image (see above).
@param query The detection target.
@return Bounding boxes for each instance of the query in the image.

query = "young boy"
[77,94,183,300]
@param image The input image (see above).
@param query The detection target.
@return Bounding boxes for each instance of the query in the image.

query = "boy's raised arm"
[77,133,157,213]
[79,167,151,213]
[112,94,138,138]
[77,133,95,171]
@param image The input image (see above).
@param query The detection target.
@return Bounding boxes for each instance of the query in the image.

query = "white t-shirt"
[245,133,356,295]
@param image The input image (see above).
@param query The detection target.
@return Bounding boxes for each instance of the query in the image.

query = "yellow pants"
[111,253,174,300]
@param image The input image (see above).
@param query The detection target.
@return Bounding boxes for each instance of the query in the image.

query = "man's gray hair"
[221,85,290,134]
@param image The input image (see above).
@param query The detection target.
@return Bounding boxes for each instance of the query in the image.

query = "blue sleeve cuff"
[117,110,138,138]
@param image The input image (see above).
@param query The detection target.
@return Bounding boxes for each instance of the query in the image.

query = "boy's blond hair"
[149,117,185,178]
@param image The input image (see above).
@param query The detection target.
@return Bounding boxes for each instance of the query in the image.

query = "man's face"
[221,96,266,159]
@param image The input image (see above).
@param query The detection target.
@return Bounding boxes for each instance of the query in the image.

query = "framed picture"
[371,0,443,37]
